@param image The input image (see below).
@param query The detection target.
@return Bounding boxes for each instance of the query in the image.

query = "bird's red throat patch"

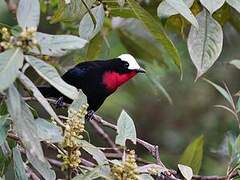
[102,71,136,92]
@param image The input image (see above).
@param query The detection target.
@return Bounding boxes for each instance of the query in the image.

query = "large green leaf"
[187,10,223,79]
[179,135,204,174]
[34,118,63,143]
[126,0,182,74]
[13,147,28,180]
[32,32,88,57]
[115,110,136,146]
[79,4,105,40]
[6,85,56,180]
[0,48,24,91]
[158,0,194,18]
[18,72,64,127]
[80,140,110,176]
[227,0,240,13]
[0,115,10,146]
[158,0,198,28]
[200,0,225,14]
[51,0,96,23]
[25,55,79,100]
[16,0,40,28]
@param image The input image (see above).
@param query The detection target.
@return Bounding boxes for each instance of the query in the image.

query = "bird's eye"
[124,62,129,68]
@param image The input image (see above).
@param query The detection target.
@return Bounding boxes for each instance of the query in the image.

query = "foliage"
[0,0,240,179]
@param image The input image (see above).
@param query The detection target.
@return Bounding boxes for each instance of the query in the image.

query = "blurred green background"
[1,0,240,176]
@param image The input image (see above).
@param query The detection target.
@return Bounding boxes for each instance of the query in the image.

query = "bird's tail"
[38,86,56,97]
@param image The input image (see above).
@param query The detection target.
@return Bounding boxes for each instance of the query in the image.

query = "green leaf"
[0,101,8,115]
[72,166,107,180]
[227,0,240,13]
[179,135,204,174]
[79,4,105,40]
[0,115,10,146]
[158,0,198,28]
[6,85,56,180]
[16,0,40,28]
[86,33,103,59]
[115,110,137,146]
[25,55,79,100]
[18,72,64,127]
[80,140,111,176]
[13,147,28,180]
[204,79,234,107]
[237,97,240,113]
[34,118,63,143]
[188,10,223,79]
[0,48,24,91]
[178,164,193,180]
[157,0,194,18]
[69,90,88,113]
[10,25,22,37]
[229,59,240,70]
[126,0,182,75]
[50,0,96,23]
[200,0,225,14]
[32,32,88,57]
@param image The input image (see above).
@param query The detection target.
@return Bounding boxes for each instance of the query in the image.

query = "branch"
[91,115,166,167]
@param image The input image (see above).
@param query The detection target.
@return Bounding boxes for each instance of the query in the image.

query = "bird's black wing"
[61,61,100,89]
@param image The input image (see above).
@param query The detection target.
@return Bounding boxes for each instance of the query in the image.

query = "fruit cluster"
[58,103,88,170]
[111,150,139,180]
[0,27,38,52]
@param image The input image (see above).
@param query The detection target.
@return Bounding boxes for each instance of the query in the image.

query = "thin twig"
[91,115,166,167]
[89,119,122,155]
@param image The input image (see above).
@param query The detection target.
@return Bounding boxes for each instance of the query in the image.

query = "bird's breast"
[102,71,136,92]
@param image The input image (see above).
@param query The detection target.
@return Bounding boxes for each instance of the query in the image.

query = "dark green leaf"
[10,25,22,37]
[179,135,204,174]
[126,0,182,75]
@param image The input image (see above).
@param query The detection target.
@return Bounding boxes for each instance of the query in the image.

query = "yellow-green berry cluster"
[58,104,88,170]
[0,27,38,51]
[147,167,159,176]
[111,150,139,180]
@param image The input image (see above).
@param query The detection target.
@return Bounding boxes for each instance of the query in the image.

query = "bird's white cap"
[118,54,141,70]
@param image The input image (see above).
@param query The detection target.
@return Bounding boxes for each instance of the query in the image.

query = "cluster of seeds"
[0,27,38,52]
[58,104,88,170]
[111,150,139,180]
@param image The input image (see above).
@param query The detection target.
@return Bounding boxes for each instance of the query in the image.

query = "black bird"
[38,54,145,112]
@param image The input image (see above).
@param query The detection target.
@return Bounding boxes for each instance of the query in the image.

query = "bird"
[38,54,145,113]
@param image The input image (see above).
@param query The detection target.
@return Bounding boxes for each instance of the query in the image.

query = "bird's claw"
[85,110,95,121]
[55,97,64,108]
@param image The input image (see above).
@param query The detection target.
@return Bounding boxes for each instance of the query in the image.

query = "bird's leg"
[55,97,64,108]
[85,110,95,121]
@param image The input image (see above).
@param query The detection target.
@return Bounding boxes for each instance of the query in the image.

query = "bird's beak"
[136,67,146,73]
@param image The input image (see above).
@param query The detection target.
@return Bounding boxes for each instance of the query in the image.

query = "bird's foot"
[55,97,64,108]
[85,110,95,121]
